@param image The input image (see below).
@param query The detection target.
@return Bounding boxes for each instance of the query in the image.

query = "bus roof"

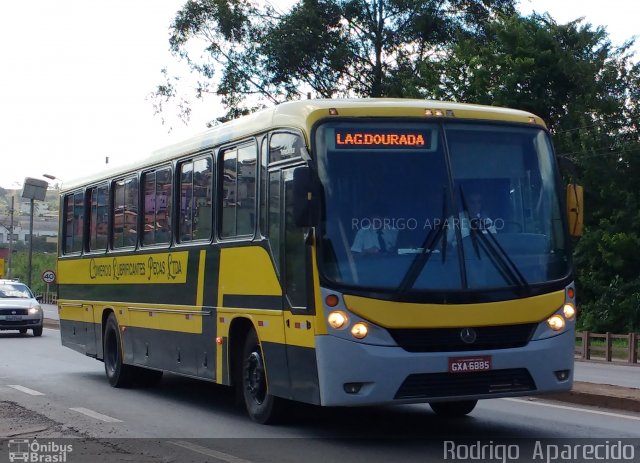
[61,98,545,192]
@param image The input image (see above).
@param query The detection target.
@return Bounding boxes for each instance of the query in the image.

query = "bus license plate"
[448,356,492,373]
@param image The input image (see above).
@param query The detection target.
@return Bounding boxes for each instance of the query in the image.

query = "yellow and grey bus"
[58,98,581,423]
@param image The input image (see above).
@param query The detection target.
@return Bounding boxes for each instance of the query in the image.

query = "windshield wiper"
[397,190,447,294]
[459,187,529,292]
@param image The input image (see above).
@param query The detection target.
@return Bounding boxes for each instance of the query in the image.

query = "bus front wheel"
[103,313,135,388]
[429,400,478,417]
[240,328,285,424]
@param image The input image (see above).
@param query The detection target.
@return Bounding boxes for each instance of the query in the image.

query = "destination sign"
[335,130,428,149]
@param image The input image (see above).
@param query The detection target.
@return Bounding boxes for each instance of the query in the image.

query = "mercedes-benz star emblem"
[460,327,477,344]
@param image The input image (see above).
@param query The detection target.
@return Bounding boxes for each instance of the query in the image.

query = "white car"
[0,279,43,336]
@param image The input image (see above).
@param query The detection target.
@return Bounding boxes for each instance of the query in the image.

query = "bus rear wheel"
[103,313,135,388]
[429,400,478,417]
[240,328,285,424]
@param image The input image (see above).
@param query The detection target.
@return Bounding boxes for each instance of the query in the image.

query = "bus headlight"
[563,303,576,320]
[351,322,368,339]
[328,311,348,329]
[546,315,566,331]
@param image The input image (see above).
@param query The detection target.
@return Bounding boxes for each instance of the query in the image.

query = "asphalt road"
[41,303,58,321]
[574,361,639,388]
[1,328,639,463]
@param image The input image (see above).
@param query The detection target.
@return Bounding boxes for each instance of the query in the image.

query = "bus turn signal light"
[325,294,339,307]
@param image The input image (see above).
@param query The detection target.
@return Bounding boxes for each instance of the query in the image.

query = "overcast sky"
[0,0,637,189]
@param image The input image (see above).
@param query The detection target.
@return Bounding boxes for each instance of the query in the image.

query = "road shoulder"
[544,381,640,413]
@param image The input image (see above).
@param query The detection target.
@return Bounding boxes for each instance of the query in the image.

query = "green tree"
[432,14,640,332]
[153,0,516,118]
[155,3,640,332]
[10,251,57,294]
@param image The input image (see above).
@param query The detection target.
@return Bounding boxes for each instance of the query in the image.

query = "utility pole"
[1,196,15,278]
[22,178,47,289]
[27,197,34,287]
[8,196,14,278]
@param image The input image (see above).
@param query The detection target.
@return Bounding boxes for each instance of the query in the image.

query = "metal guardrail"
[35,292,57,305]
[576,331,639,364]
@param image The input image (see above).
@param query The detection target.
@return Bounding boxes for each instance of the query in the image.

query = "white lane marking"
[503,398,640,422]
[168,440,254,463]
[7,385,44,396]
[69,407,122,423]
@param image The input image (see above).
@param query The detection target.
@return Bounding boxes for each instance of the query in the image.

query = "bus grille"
[0,309,28,316]
[389,324,536,352]
[395,369,536,399]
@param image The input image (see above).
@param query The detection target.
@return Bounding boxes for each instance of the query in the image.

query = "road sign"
[42,270,56,284]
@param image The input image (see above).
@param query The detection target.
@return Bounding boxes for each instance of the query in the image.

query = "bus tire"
[103,313,135,388]
[429,400,478,417]
[240,328,284,424]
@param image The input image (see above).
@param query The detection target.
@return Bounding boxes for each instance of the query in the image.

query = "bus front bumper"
[315,329,574,407]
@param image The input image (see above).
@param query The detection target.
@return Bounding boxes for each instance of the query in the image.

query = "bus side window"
[112,176,138,248]
[63,191,84,254]
[220,141,257,238]
[88,184,108,251]
[259,137,268,236]
[268,171,282,269]
[179,156,212,242]
[143,167,172,246]
[269,132,306,163]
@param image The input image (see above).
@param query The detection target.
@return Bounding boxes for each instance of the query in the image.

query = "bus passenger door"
[279,167,319,404]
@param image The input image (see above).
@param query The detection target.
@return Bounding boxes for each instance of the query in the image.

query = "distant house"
[0,214,58,244]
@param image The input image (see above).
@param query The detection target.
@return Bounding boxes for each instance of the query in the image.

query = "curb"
[544,381,640,413]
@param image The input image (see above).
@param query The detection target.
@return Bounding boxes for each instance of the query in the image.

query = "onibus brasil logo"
[7,439,72,463]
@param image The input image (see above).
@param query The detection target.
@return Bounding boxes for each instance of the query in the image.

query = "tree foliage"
[155,2,640,332]
[153,0,516,118]
[9,250,57,295]
[426,14,640,332]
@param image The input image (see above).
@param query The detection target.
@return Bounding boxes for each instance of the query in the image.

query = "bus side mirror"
[292,166,318,228]
[566,184,583,237]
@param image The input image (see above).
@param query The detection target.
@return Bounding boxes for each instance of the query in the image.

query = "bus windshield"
[315,120,570,293]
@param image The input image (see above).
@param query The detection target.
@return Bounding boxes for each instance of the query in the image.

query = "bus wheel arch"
[100,307,116,360]
[228,317,253,389]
